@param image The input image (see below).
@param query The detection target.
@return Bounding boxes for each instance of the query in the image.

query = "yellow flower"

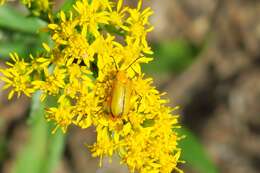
[21,0,33,7]
[123,0,154,53]
[74,0,110,37]
[0,53,35,99]
[108,0,127,28]
[79,60,182,172]
[32,66,66,101]
[46,97,75,133]
[90,126,116,166]
[63,33,95,66]
[49,11,78,44]
[1,0,52,15]
[63,64,93,99]
[30,54,51,72]
[0,0,5,5]
[21,0,52,16]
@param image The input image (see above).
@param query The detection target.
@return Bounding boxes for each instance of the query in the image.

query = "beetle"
[109,57,141,118]
[110,70,132,117]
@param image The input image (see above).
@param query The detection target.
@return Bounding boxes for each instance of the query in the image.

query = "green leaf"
[142,40,200,74]
[102,24,126,36]
[176,127,219,173]
[0,5,46,34]
[59,0,75,12]
[42,96,65,173]
[0,137,7,162]
[12,92,48,173]
[0,28,51,60]
[0,41,28,59]
[42,129,65,173]
[12,92,65,173]
[0,117,7,162]
[0,35,50,60]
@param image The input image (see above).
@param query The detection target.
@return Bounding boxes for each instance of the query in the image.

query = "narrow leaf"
[177,127,219,173]
[142,40,200,74]
[59,0,75,12]
[12,92,48,173]
[0,5,46,34]
[12,92,65,173]
[0,41,27,59]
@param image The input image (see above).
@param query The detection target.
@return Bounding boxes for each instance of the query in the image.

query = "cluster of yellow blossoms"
[0,0,52,16]
[0,0,183,172]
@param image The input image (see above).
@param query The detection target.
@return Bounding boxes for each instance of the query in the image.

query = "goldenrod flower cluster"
[0,0,52,16]
[0,0,183,172]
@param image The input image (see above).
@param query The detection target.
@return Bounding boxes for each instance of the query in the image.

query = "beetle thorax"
[116,71,128,84]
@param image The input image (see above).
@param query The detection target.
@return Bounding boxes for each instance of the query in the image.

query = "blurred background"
[0,0,260,173]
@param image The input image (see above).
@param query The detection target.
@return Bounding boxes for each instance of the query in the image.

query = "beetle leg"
[95,106,103,114]
[136,92,143,112]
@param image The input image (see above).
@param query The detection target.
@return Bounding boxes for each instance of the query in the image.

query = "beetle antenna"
[130,66,139,76]
[111,56,119,71]
[124,57,142,71]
